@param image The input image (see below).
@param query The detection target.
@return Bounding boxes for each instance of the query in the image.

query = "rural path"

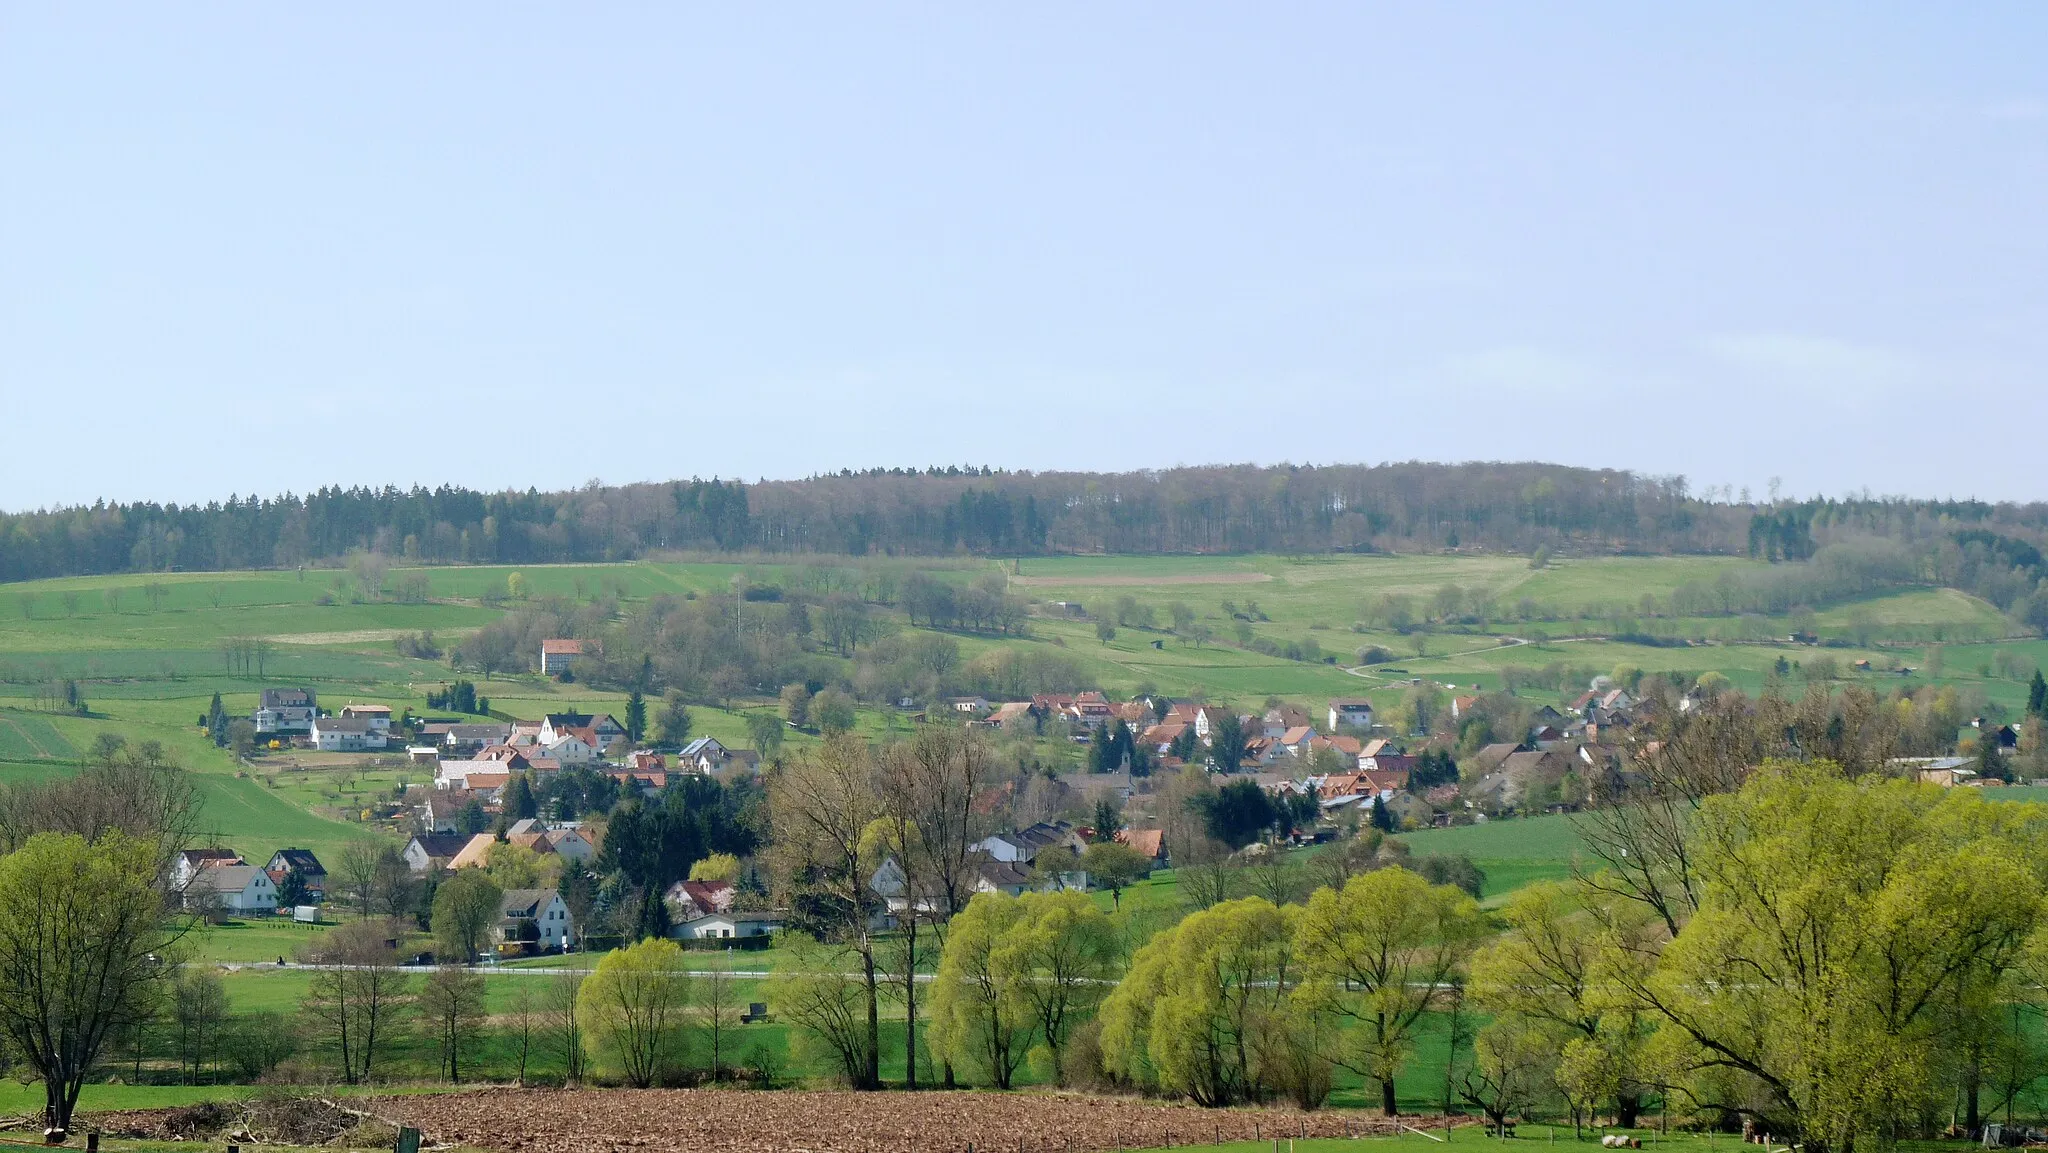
[1342,634,1535,682]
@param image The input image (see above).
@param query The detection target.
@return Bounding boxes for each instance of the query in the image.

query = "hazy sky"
[4,5,2044,510]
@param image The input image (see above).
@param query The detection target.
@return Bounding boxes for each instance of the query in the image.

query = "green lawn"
[1394,814,1587,899]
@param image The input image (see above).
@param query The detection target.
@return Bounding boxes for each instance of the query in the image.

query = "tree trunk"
[1618,1092,1641,1130]
[1381,1077,1398,1116]
[903,920,919,1090]
[862,950,882,1089]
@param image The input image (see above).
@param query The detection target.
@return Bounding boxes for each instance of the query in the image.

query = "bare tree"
[545,970,587,1085]
[299,919,412,1084]
[703,947,740,1081]
[334,840,387,920]
[419,967,488,1083]
[172,968,229,1084]
[767,736,885,1089]
[505,981,540,1085]
[875,725,993,1087]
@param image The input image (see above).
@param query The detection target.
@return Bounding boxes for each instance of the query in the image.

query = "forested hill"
[3,461,2047,582]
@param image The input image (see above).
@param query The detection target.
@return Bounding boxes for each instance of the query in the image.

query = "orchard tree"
[432,870,503,963]
[1081,841,1150,911]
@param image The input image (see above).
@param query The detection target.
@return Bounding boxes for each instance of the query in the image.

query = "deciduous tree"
[579,937,692,1087]
[0,832,171,1136]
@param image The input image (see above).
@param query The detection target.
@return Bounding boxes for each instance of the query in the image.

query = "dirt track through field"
[379,1087,1430,1153]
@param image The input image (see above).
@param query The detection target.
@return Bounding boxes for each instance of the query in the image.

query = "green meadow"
[0,551,2038,969]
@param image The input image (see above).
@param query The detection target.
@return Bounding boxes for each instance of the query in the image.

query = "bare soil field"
[377,1087,1423,1153]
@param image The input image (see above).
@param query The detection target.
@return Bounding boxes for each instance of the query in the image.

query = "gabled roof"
[499,888,558,922]
[180,847,243,866]
[540,639,584,655]
[447,723,511,740]
[448,834,498,870]
[973,854,1034,890]
[269,848,325,874]
[408,833,471,861]
[1115,828,1165,859]
[1281,726,1315,745]
[188,862,269,896]
[313,716,373,733]
[1470,743,1522,773]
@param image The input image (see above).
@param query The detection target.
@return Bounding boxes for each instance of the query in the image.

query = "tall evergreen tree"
[2029,669,2047,718]
[625,691,647,744]
[505,773,539,821]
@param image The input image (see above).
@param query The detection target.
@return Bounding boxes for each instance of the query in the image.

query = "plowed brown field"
[382,1087,1430,1153]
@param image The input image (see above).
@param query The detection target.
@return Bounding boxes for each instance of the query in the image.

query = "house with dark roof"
[253,688,317,734]
[403,833,472,873]
[1328,698,1376,732]
[443,723,512,752]
[265,849,327,900]
[498,888,573,951]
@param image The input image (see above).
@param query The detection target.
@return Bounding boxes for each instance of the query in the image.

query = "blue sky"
[3,5,2043,509]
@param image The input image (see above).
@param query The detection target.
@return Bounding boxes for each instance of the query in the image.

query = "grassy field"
[0,551,2037,884]
[1394,814,1588,899]
[0,552,2036,956]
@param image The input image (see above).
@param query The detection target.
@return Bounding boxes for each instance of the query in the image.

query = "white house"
[173,847,244,890]
[540,733,599,765]
[498,889,574,951]
[675,911,785,941]
[436,759,509,789]
[310,716,386,752]
[541,713,626,746]
[1328,699,1376,732]
[403,833,472,873]
[540,639,584,676]
[339,703,394,732]
[186,863,277,915]
[542,827,597,863]
[253,688,317,734]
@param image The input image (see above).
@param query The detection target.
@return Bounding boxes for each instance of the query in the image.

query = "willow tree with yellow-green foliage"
[1098,895,1332,1107]
[578,937,692,1088]
[1468,880,1658,1132]
[927,889,1117,1089]
[1603,764,2048,1153]
[927,891,1036,1088]
[1295,865,1485,1115]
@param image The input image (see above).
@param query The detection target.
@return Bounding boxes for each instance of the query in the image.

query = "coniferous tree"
[2029,669,2047,718]
[625,691,647,744]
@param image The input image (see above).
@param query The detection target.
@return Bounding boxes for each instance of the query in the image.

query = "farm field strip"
[382,1086,1431,1153]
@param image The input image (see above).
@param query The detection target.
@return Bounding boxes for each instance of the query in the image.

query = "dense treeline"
[28,462,2043,583]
